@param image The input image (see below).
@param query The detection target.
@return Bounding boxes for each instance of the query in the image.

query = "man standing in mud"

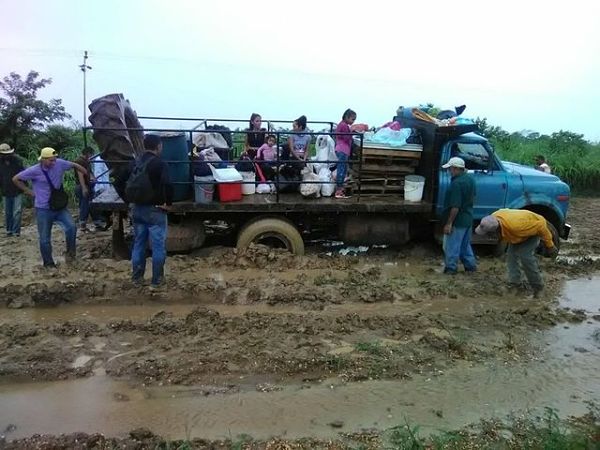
[127,134,172,290]
[441,157,477,274]
[475,209,558,298]
[0,143,24,237]
[12,147,89,267]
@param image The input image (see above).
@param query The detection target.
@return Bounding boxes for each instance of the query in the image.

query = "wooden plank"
[353,164,416,174]
[362,148,422,159]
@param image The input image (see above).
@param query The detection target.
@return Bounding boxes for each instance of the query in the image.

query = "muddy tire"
[166,221,206,253]
[237,217,304,255]
[546,221,560,250]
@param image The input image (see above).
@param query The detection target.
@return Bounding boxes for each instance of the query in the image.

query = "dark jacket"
[114,152,173,205]
[0,154,24,197]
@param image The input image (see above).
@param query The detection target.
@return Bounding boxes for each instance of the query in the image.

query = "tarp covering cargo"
[88,93,144,172]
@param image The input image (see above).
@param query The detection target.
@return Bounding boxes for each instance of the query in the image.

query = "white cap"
[442,157,465,169]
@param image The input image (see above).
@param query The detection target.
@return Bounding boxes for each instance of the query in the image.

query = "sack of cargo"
[300,167,321,198]
[319,167,335,197]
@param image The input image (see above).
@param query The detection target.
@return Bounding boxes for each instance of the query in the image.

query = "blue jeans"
[75,185,102,227]
[335,151,349,188]
[35,207,77,266]
[4,195,22,236]
[507,236,543,290]
[131,205,167,285]
[443,227,477,272]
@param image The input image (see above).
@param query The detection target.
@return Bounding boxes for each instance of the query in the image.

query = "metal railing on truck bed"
[85,117,432,211]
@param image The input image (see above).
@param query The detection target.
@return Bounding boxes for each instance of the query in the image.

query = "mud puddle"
[1,276,599,441]
[1,321,598,441]
[0,290,532,325]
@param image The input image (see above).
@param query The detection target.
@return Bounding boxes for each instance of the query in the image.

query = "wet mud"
[0,197,599,446]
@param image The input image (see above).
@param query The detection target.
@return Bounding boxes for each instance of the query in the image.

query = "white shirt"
[90,155,110,193]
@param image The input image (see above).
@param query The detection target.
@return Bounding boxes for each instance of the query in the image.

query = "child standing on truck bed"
[334,109,356,199]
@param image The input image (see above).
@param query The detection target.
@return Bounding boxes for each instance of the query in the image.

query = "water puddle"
[559,275,600,312]
[0,276,598,440]
[1,333,598,441]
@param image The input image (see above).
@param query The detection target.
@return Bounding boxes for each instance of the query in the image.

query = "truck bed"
[93,194,432,214]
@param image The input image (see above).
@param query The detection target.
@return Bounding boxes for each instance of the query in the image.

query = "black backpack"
[125,157,154,204]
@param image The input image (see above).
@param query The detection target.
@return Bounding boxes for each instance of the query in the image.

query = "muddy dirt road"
[0,198,599,447]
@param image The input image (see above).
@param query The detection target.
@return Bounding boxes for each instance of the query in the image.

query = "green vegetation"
[386,406,600,450]
[355,341,387,356]
[476,118,600,192]
[2,70,599,198]
[0,71,98,203]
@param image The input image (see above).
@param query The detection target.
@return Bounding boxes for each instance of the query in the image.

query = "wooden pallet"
[361,148,422,160]
[352,163,417,177]
[349,177,405,195]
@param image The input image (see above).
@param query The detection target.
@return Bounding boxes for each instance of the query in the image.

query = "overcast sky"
[1,0,599,140]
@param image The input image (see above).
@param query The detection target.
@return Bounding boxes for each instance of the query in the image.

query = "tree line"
[1,70,598,192]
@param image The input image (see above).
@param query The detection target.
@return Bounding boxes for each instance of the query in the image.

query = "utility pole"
[79,51,92,125]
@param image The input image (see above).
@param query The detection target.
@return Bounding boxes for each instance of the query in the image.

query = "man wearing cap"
[441,156,477,274]
[475,209,558,298]
[12,147,88,267]
[0,143,24,237]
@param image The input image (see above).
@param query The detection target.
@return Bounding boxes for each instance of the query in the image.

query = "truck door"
[440,140,508,220]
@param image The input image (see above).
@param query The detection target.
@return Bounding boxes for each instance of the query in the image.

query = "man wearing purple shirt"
[13,147,88,267]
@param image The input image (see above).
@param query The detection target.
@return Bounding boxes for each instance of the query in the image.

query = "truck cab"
[436,132,571,240]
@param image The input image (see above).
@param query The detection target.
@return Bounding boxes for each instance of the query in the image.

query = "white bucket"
[240,171,256,195]
[404,175,425,202]
[194,175,215,204]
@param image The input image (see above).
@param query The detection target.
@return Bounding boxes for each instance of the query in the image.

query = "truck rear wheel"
[237,217,305,255]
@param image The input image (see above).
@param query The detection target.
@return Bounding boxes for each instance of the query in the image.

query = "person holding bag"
[12,147,88,267]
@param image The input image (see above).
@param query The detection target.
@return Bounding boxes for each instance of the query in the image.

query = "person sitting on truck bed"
[255,134,278,180]
[283,115,311,165]
[244,113,266,159]
[441,157,477,275]
[475,209,558,298]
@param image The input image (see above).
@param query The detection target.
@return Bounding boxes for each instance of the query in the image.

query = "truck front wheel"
[237,217,305,255]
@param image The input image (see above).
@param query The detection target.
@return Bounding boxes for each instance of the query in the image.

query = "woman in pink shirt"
[334,109,356,199]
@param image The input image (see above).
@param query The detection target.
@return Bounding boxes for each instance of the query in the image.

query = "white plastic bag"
[300,167,321,198]
[256,183,275,194]
[312,134,337,171]
[371,127,411,147]
[199,147,222,162]
[193,132,228,149]
[319,167,335,197]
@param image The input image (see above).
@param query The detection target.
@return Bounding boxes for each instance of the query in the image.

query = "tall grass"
[487,129,600,193]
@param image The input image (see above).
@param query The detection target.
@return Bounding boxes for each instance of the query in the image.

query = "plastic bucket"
[240,172,256,195]
[194,175,215,204]
[404,175,425,202]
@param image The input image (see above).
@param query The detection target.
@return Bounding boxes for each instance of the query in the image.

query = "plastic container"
[404,175,425,202]
[209,166,243,182]
[218,183,242,202]
[209,165,243,202]
[160,133,190,201]
[240,172,256,195]
[194,175,215,204]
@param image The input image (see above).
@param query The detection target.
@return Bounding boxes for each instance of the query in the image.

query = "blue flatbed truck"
[91,116,571,256]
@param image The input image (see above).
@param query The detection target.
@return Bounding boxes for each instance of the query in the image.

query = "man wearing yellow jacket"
[475,209,558,297]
